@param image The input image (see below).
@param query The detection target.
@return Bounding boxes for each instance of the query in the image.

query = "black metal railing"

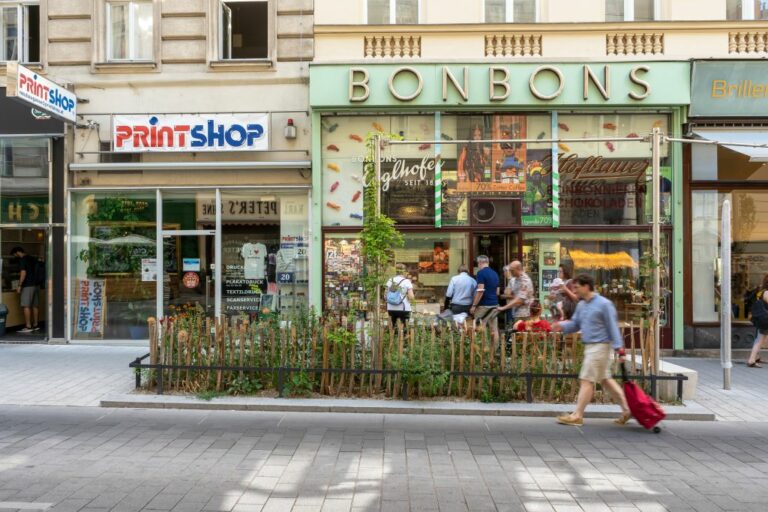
[130,353,688,403]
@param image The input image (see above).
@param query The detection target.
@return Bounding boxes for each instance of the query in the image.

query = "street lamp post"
[721,199,732,390]
[651,127,662,382]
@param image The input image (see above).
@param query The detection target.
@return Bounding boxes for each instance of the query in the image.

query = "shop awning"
[693,130,768,162]
[569,249,638,270]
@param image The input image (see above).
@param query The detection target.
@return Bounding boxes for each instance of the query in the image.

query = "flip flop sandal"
[748,362,763,368]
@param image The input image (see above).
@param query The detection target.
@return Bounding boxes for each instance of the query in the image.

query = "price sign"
[277,272,295,284]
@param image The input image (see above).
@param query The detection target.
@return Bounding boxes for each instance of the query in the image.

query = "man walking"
[552,274,630,426]
[470,255,500,347]
[445,264,476,315]
[11,246,40,333]
[497,260,534,323]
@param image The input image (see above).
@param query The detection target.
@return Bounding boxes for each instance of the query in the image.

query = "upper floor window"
[220,0,269,59]
[605,0,657,22]
[367,0,419,24]
[106,1,153,61]
[727,0,768,20]
[0,1,39,63]
[485,0,538,23]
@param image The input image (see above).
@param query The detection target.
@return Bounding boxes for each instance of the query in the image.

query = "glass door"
[162,231,216,320]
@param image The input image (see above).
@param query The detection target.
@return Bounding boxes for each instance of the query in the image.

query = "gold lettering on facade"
[583,65,611,101]
[489,67,511,101]
[388,67,424,101]
[7,203,21,221]
[28,204,40,220]
[529,66,565,101]
[349,67,370,102]
[628,65,651,100]
[442,66,469,102]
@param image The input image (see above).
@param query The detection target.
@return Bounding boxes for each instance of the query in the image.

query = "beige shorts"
[579,343,614,383]
[474,306,499,333]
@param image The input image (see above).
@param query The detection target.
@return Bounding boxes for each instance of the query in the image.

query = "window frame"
[105,0,154,62]
[606,0,661,22]
[364,0,421,25]
[216,0,273,62]
[482,0,540,23]
[727,0,766,20]
[0,0,39,64]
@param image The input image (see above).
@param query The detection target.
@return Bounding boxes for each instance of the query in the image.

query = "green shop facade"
[309,62,690,350]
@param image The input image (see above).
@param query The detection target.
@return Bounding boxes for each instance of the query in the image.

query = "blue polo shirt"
[475,267,499,306]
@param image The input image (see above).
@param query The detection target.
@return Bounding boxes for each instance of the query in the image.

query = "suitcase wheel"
[653,426,661,434]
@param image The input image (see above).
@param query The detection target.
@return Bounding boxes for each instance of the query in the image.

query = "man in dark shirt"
[11,246,40,333]
[470,255,500,348]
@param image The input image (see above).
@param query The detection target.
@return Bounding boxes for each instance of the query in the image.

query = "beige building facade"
[1,0,314,342]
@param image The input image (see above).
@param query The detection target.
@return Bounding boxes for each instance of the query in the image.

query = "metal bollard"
[525,373,533,403]
[277,368,285,398]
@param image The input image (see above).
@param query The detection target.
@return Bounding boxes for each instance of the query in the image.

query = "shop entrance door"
[0,227,49,340]
[471,233,519,280]
[161,230,217,321]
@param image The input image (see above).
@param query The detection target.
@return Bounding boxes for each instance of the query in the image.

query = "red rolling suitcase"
[621,363,665,433]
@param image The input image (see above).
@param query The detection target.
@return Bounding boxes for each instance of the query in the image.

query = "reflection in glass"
[0,138,49,225]
[367,0,390,23]
[395,0,418,23]
[513,0,536,22]
[485,0,505,22]
[2,6,19,61]
[605,0,624,21]
[634,0,654,21]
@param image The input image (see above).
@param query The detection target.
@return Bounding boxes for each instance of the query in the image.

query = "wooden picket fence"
[144,313,658,402]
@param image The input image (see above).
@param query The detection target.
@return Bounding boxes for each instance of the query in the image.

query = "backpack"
[34,258,46,289]
[751,290,768,330]
[386,278,406,307]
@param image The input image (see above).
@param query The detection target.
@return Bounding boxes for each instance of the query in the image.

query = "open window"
[0,1,39,63]
[605,0,658,22]
[484,0,538,23]
[219,0,269,60]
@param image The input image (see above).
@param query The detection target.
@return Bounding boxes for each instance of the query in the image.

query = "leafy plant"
[196,390,224,401]
[226,376,263,396]
[284,371,314,397]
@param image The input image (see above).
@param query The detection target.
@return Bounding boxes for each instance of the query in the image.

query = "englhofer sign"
[112,113,269,152]
[310,63,690,108]
[5,62,77,123]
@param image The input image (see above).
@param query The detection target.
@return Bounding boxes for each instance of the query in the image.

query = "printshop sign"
[112,113,269,152]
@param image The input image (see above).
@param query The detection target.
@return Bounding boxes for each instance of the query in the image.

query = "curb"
[100,395,716,421]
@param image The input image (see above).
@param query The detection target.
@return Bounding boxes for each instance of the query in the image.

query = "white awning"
[693,129,768,162]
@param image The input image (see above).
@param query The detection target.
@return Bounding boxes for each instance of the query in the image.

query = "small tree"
[361,131,403,374]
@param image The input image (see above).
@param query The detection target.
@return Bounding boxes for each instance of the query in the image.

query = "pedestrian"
[550,263,578,320]
[11,246,41,333]
[469,255,500,347]
[445,264,477,316]
[513,300,551,333]
[496,260,534,322]
[385,263,415,329]
[747,274,768,367]
[552,274,631,426]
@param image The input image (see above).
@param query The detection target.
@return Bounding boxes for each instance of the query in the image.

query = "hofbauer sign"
[5,62,77,123]
[112,113,270,152]
[691,61,768,117]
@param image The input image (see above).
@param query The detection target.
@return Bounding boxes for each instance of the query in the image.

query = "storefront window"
[71,191,159,340]
[0,137,49,224]
[440,114,551,227]
[219,191,309,318]
[523,232,670,326]
[321,114,435,227]
[692,142,768,182]
[324,235,364,311]
[556,114,671,226]
[692,190,768,324]
[392,232,469,316]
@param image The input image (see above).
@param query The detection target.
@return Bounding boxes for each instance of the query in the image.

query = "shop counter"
[2,290,48,328]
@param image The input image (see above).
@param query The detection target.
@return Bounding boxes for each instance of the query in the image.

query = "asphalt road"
[1,406,766,512]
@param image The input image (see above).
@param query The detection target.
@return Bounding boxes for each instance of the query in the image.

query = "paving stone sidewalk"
[0,344,145,407]
[1,406,768,512]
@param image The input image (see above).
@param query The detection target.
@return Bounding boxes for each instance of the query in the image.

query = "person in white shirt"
[385,263,415,328]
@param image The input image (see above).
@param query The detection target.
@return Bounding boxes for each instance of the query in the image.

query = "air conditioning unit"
[469,199,520,227]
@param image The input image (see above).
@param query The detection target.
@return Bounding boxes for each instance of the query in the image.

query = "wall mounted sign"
[112,113,269,152]
[691,61,768,117]
[310,62,690,108]
[5,62,77,123]
[197,195,279,222]
[182,272,200,289]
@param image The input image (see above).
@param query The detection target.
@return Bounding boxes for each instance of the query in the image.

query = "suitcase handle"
[620,361,629,383]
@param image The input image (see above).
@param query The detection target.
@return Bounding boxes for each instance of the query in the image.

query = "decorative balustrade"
[606,33,664,55]
[485,33,543,57]
[729,32,768,54]
[364,35,421,58]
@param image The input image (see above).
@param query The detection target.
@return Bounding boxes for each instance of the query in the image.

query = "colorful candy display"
[330,181,340,192]
[352,191,362,202]
[326,144,340,152]
[327,163,340,172]
[326,201,341,211]
[603,123,617,130]
[349,134,363,142]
